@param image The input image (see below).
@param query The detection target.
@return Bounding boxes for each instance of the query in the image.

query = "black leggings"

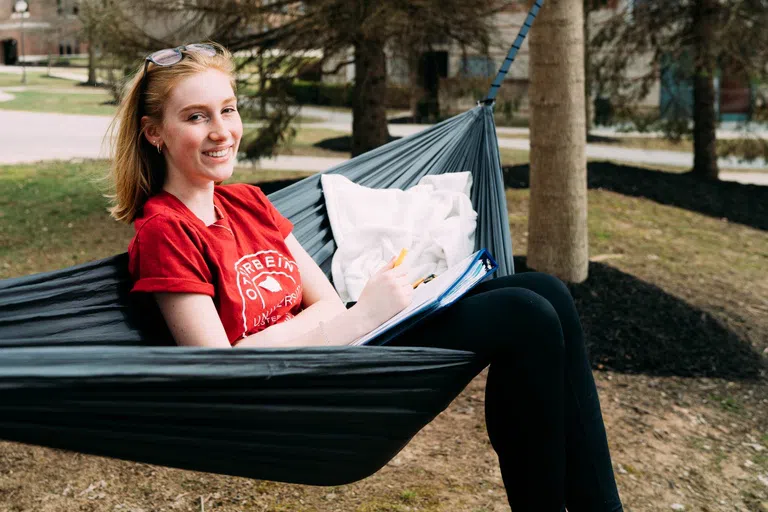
[389,272,624,512]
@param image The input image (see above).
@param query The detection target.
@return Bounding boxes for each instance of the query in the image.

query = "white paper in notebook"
[350,249,498,346]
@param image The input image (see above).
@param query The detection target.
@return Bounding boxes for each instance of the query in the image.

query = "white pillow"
[321,172,477,302]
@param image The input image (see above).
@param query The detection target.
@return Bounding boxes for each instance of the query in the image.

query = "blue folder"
[353,249,498,346]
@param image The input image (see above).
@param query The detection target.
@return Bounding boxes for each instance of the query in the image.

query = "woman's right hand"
[353,256,414,331]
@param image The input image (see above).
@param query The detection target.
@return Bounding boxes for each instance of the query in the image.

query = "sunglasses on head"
[143,43,217,73]
[138,44,218,114]
[144,44,216,75]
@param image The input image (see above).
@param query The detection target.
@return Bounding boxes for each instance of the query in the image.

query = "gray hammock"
[0,2,542,486]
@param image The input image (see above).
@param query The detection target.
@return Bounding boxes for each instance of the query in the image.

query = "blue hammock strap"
[482,0,544,105]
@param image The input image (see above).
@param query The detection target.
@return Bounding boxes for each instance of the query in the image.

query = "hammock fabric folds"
[0,104,512,485]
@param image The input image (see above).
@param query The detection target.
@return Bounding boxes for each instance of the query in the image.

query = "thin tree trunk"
[258,53,267,119]
[527,0,589,283]
[408,49,422,120]
[351,38,390,157]
[691,0,719,180]
[46,31,52,78]
[584,0,592,136]
[87,39,97,85]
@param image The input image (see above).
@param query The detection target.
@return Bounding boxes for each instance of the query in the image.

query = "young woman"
[109,42,624,512]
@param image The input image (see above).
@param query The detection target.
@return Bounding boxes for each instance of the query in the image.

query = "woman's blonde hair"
[108,42,236,224]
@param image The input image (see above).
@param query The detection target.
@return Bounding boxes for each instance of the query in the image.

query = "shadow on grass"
[313,135,401,153]
[503,161,768,231]
[514,256,765,380]
[253,176,765,379]
[388,115,449,125]
[586,134,626,144]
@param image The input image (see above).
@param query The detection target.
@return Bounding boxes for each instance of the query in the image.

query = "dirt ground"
[0,368,765,512]
[1,163,766,511]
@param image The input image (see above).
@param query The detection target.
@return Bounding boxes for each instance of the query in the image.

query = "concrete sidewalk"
[497,137,767,172]
[0,108,766,186]
[0,110,113,163]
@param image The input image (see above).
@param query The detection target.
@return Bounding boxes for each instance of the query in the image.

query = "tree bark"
[351,38,390,157]
[691,0,719,180]
[584,0,593,136]
[527,0,589,283]
[87,38,97,86]
[258,53,267,119]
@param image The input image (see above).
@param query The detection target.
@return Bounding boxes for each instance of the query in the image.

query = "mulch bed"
[255,162,767,382]
[514,256,765,380]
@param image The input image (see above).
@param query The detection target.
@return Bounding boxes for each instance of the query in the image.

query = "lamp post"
[14,0,29,85]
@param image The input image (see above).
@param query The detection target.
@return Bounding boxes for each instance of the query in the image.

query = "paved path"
[718,172,768,186]
[496,137,767,172]
[0,97,765,185]
[0,110,113,163]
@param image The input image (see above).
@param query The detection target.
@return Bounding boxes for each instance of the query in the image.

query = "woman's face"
[151,68,243,187]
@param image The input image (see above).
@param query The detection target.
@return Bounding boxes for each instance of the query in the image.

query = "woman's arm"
[156,234,410,348]
[155,292,376,348]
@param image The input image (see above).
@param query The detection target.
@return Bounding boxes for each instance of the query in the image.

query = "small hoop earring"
[156,143,162,154]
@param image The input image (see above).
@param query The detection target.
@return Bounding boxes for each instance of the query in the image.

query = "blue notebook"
[351,249,498,346]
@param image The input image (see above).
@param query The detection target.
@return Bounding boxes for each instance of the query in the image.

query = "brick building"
[0,0,83,65]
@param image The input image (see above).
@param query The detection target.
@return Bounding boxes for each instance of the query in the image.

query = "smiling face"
[146,68,242,189]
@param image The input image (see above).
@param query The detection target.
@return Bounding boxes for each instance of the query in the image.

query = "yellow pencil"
[412,273,436,289]
[393,248,408,267]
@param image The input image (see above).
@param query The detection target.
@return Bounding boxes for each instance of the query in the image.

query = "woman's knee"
[478,272,573,306]
[523,272,573,302]
[483,287,565,358]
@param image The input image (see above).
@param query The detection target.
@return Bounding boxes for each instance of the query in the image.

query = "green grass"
[0,70,114,116]
[0,88,116,116]
[0,72,80,88]
[708,393,745,414]
[0,160,313,279]
[275,127,351,158]
[587,135,766,155]
[355,486,439,512]
[37,57,89,67]
[499,148,530,166]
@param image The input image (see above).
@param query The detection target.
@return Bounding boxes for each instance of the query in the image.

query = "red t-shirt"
[128,183,304,345]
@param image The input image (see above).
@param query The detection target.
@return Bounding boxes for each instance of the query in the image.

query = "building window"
[461,56,495,78]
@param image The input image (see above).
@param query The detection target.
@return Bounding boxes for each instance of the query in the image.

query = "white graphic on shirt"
[257,275,283,292]
[234,250,299,338]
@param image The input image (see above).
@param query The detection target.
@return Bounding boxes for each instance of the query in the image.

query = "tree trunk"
[87,40,97,86]
[408,49,422,120]
[527,0,589,283]
[691,0,719,180]
[584,0,592,136]
[258,53,267,119]
[351,38,390,157]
